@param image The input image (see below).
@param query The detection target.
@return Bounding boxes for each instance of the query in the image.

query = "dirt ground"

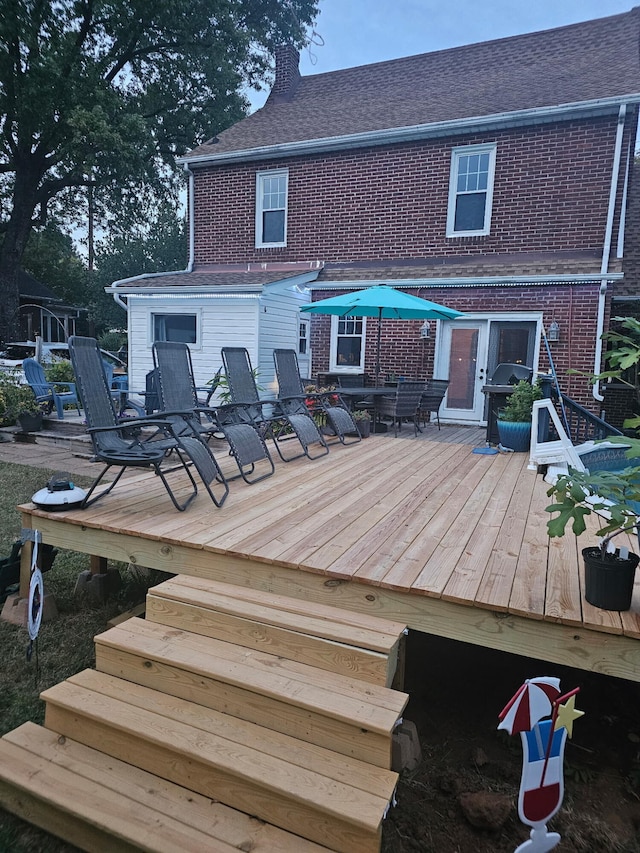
[382,632,640,853]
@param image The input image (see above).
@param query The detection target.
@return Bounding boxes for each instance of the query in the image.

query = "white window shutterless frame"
[446,143,497,237]
[255,169,288,247]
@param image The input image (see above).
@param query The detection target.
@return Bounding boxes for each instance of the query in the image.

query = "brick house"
[109,9,640,426]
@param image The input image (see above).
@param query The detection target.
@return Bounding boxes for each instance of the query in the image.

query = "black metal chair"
[378,381,425,437]
[221,347,329,461]
[68,336,229,510]
[273,349,360,446]
[153,341,275,485]
[419,379,449,430]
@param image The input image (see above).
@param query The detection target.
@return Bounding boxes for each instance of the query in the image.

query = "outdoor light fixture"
[420,321,431,339]
[547,321,560,342]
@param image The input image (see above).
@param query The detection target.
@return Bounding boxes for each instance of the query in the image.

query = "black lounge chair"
[273,348,360,445]
[153,341,275,485]
[378,381,425,437]
[419,379,449,429]
[68,336,229,510]
[221,347,329,461]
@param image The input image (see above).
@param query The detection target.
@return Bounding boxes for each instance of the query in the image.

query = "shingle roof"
[110,268,315,290]
[186,8,640,161]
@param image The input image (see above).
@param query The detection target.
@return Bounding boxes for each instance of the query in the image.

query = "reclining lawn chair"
[221,347,329,461]
[153,341,275,485]
[23,357,81,419]
[273,348,360,445]
[68,336,229,510]
[378,381,425,437]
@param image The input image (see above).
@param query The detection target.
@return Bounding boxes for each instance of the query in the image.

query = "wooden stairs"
[0,576,409,852]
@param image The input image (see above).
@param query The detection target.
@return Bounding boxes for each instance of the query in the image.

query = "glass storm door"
[438,321,488,423]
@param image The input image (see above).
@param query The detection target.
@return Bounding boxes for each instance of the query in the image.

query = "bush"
[45,358,75,391]
[0,375,43,424]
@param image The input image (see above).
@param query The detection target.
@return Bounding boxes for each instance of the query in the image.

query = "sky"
[249,0,636,109]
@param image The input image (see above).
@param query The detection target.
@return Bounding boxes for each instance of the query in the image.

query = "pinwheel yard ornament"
[498,677,584,853]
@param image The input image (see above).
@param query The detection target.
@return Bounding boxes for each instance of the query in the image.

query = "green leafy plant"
[546,319,640,555]
[45,357,75,392]
[498,380,543,423]
[351,409,371,421]
[0,375,44,424]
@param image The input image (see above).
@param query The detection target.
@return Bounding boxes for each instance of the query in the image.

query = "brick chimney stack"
[270,45,301,101]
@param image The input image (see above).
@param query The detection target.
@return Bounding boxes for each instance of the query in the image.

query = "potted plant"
[545,317,640,610]
[546,458,640,610]
[496,379,543,452]
[0,375,45,432]
[351,409,371,438]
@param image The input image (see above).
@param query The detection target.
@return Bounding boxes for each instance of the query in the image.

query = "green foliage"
[44,359,75,386]
[546,319,640,553]
[0,0,320,340]
[0,375,43,423]
[98,331,127,353]
[352,409,371,421]
[497,380,543,423]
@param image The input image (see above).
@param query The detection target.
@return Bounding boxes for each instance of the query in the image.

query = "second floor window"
[256,169,288,247]
[446,143,496,237]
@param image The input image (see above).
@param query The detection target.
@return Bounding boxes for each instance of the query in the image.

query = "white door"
[436,316,541,424]
[437,320,489,423]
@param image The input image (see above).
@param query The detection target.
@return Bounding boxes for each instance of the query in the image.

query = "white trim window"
[151,312,198,344]
[256,168,288,247]
[446,143,496,237]
[329,315,366,371]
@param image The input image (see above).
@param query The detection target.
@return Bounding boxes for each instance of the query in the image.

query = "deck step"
[146,575,407,687]
[41,670,398,853]
[0,722,334,853]
[94,617,408,767]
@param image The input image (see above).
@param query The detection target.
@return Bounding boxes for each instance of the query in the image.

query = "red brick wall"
[309,283,608,411]
[192,116,625,264]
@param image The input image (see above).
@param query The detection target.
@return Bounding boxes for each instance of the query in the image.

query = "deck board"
[17,427,640,683]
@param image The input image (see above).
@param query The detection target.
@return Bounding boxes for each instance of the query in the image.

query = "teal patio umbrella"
[300,285,465,385]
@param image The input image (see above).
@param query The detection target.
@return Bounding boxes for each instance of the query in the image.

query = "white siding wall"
[259,287,308,396]
[127,294,260,404]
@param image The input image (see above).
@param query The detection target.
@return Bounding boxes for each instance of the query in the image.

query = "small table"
[335,386,393,433]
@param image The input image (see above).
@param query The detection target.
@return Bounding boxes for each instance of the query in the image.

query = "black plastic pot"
[17,412,43,433]
[583,547,639,611]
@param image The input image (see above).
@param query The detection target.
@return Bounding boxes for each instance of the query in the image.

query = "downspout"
[110,163,196,313]
[593,103,626,402]
[183,163,195,272]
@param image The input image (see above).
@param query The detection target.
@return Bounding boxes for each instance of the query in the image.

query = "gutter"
[180,94,640,168]
[593,103,627,403]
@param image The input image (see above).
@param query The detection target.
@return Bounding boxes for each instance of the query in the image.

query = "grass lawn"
[0,461,158,852]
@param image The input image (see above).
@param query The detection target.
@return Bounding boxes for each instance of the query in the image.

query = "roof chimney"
[270,45,301,101]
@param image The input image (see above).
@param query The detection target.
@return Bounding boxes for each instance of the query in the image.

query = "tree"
[90,203,187,332]
[0,0,319,343]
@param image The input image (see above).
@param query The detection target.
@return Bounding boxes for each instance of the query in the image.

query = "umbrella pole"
[375,308,382,386]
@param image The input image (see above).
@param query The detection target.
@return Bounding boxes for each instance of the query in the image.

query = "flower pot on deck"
[496,419,531,452]
[583,547,639,611]
[356,419,371,438]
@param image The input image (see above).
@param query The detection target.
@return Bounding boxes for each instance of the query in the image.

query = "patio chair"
[23,357,81,420]
[221,347,329,461]
[378,381,425,437]
[153,341,275,484]
[273,348,361,445]
[419,379,449,430]
[68,336,229,510]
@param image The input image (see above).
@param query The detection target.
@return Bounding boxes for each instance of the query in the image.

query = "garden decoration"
[26,530,43,667]
[498,677,584,853]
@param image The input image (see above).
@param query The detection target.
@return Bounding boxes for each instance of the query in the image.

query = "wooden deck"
[17,425,640,683]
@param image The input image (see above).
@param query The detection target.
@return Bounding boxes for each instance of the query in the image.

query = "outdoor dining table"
[334,386,393,433]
